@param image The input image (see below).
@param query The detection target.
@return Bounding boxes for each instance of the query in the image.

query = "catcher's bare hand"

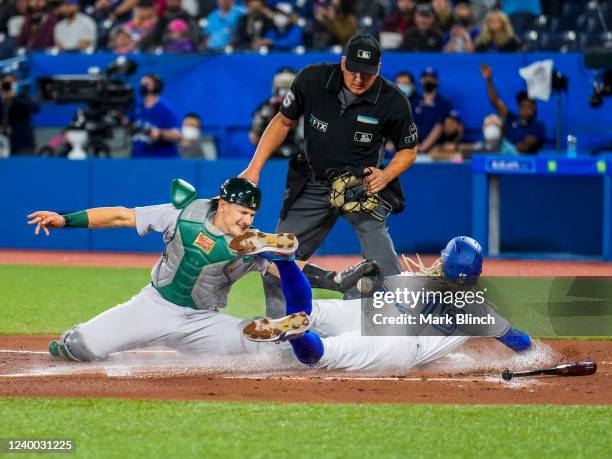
[27,211,65,236]
[363,167,390,194]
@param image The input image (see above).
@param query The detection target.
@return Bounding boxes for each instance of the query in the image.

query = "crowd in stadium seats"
[0,0,610,55]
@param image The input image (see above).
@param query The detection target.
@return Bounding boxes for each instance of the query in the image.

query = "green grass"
[1,398,610,459]
[0,265,340,334]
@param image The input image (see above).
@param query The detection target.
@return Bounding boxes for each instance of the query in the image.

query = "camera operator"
[0,73,39,156]
[249,68,302,159]
[128,74,181,159]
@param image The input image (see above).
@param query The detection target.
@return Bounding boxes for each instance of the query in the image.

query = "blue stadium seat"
[560,31,578,52]
[533,15,551,33]
[510,12,536,35]
[538,31,562,51]
[521,30,539,51]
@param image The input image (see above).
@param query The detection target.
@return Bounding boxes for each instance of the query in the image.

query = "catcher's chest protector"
[152,199,237,309]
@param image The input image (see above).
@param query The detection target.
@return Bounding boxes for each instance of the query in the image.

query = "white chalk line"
[0,368,527,387]
[0,349,178,355]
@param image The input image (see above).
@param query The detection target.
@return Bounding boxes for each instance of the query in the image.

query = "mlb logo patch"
[354,132,373,143]
[193,232,216,253]
[357,50,371,59]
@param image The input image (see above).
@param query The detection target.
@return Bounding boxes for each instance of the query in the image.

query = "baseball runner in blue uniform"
[244,237,533,372]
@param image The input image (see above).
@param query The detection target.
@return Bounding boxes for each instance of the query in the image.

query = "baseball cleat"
[243,312,310,342]
[48,340,60,357]
[229,231,298,256]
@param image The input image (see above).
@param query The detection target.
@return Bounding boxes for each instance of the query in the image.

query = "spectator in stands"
[443,2,478,53]
[128,74,181,158]
[474,9,521,52]
[258,4,303,50]
[233,0,274,49]
[402,3,442,52]
[312,0,357,48]
[469,113,518,155]
[140,0,200,51]
[249,67,302,159]
[109,25,136,53]
[480,63,545,154]
[0,72,39,155]
[163,18,195,52]
[382,0,415,35]
[53,0,97,51]
[394,70,418,108]
[429,110,464,160]
[203,0,244,49]
[100,0,164,23]
[123,0,158,46]
[179,112,205,158]
[1,0,28,40]
[15,0,58,51]
[413,67,453,153]
[432,0,453,32]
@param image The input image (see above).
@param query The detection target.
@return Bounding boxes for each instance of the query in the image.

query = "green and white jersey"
[135,199,267,310]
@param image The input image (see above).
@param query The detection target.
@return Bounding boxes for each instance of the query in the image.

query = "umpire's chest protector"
[151,199,249,310]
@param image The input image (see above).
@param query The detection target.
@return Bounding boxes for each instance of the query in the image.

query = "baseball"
[357,276,374,294]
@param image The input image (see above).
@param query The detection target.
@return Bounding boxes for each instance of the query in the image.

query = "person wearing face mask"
[0,73,38,156]
[53,0,96,51]
[394,70,418,108]
[179,113,205,158]
[412,67,453,153]
[128,74,181,159]
[249,68,302,159]
[465,114,517,155]
[15,0,59,51]
[480,63,545,153]
[256,3,302,50]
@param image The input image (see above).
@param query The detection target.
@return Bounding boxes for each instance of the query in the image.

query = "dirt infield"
[0,336,610,404]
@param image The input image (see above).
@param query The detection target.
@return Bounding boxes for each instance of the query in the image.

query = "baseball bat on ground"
[501,361,597,381]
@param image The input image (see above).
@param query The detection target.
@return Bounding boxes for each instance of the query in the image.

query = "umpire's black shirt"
[280,63,418,180]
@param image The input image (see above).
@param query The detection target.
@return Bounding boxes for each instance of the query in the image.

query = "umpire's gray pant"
[263,180,402,318]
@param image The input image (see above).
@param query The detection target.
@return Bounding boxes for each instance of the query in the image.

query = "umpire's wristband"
[62,210,89,228]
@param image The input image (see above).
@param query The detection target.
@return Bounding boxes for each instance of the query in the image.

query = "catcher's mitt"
[327,168,392,221]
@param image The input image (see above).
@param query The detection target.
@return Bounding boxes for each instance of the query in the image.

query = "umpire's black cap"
[345,34,381,75]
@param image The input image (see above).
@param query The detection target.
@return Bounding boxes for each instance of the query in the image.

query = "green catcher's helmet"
[219,178,262,210]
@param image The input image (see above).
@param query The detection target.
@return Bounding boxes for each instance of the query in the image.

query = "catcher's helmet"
[219,178,262,210]
[441,236,483,286]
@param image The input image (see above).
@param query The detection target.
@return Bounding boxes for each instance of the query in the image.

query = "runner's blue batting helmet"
[441,236,483,286]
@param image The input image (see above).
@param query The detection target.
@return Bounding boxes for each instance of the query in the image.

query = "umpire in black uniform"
[241,33,419,317]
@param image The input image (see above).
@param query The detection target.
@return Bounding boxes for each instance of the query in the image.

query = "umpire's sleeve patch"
[404,123,418,145]
[282,90,296,108]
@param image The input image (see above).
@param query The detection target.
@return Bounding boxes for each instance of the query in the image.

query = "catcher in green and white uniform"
[28,178,374,361]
